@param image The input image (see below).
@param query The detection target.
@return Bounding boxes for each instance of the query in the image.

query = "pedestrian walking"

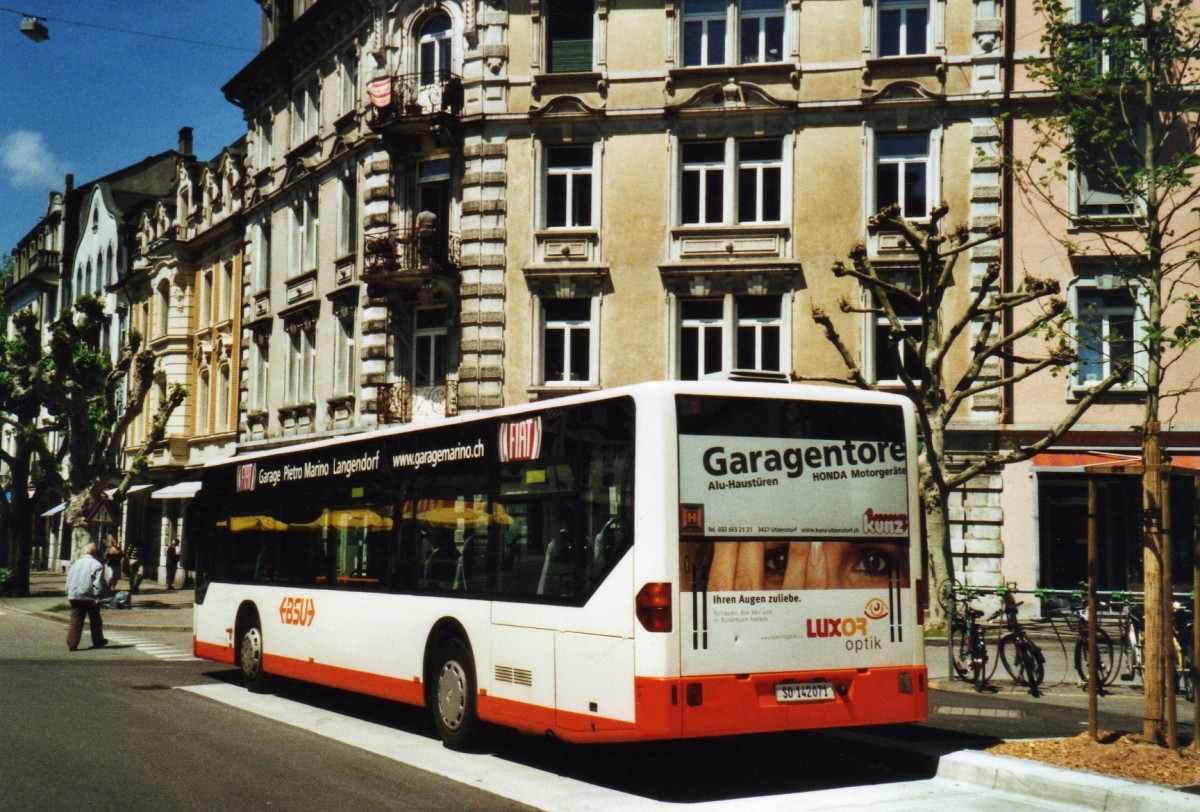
[103,535,123,592]
[126,541,144,594]
[165,537,180,590]
[65,542,108,651]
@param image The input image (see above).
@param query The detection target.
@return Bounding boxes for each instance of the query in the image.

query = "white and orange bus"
[191,380,926,747]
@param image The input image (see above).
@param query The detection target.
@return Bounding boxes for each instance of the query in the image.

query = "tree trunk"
[63,493,100,563]
[3,443,35,596]
[921,413,952,627]
[1143,423,1164,744]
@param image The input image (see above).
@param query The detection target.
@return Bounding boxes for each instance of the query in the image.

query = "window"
[255,221,272,291]
[196,367,210,434]
[541,298,593,384]
[1073,282,1137,388]
[337,174,357,257]
[198,271,212,327]
[677,294,785,379]
[333,314,356,395]
[683,0,785,67]
[546,3,593,73]
[877,0,929,57]
[737,140,783,223]
[868,292,923,385]
[339,48,358,115]
[157,283,170,335]
[875,131,929,218]
[418,15,453,85]
[680,298,725,379]
[289,196,318,277]
[544,145,594,229]
[286,323,317,404]
[256,113,274,168]
[220,261,234,321]
[1075,136,1138,219]
[681,137,785,226]
[1076,0,1136,75]
[735,295,781,370]
[251,339,270,413]
[291,75,320,147]
[414,308,447,387]
[216,362,232,431]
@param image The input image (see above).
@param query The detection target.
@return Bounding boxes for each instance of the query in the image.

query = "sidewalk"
[0,568,194,632]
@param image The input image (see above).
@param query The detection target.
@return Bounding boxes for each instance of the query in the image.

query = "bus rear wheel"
[239,616,270,693]
[429,638,480,750]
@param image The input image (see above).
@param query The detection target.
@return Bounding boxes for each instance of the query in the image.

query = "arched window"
[418,14,452,86]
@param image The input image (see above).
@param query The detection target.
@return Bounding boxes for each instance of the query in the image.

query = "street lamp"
[20,14,47,41]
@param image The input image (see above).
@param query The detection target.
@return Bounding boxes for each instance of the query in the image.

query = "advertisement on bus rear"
[678,430,913,672]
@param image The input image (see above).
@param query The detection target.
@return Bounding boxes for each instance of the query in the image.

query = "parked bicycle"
[1111,591,1145,684]
[1051,588,1115,689]
[943,581,998,691]
[994,587,1046,697]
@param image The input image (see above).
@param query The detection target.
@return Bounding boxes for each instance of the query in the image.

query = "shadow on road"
[202,668,993,803]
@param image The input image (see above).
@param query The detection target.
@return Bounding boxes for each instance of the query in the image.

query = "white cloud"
[0,130,69,189]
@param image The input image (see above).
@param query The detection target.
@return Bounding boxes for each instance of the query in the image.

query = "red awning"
[1032,451,1200,471]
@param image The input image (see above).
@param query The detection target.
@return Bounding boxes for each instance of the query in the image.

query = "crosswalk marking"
[104,633,199,662]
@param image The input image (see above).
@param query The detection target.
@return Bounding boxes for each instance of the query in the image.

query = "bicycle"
[944,581,998,691]
[1058,590,1114,688]
[994,587,1046,696]
[1111,592,1145,683]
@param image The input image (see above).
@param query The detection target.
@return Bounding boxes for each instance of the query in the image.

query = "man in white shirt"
[65,542,108,651]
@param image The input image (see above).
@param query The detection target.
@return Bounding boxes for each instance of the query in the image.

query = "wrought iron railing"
[363,228,461,278]
[368,72,463,127]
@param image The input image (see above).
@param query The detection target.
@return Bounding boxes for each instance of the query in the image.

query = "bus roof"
[206,380,912,469]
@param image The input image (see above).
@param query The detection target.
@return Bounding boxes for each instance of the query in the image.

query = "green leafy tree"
[1019,0,1200,745]
[801,205,1125,626]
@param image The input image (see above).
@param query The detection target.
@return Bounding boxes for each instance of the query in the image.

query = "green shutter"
[549,38,592,73]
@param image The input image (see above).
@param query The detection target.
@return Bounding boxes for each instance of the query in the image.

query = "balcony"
[368,72,463,142]
[363,228,461,293]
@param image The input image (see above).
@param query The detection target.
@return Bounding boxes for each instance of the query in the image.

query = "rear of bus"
[637,385,927,738]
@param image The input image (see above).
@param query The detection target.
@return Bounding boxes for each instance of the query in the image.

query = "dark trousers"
[67,600,104,650]
[166,562,177,588]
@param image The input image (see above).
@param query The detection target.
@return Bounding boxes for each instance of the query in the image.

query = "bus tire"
[429,638,480,750]
[238,614,270,694]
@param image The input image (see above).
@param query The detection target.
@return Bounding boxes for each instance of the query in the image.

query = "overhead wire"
[0,4,256,52]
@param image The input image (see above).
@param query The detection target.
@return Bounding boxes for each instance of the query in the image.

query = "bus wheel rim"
[437,661,467,730]
[242,628,262,679]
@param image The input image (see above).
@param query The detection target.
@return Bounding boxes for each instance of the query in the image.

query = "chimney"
[178,127,194,157]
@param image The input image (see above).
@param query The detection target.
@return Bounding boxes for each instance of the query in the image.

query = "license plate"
[775,681,834,702]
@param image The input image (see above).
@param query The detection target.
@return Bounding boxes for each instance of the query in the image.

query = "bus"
[191,380,927,747]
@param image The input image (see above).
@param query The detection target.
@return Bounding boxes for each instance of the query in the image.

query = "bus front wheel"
[429,638,480,750]
[239,616,270,693]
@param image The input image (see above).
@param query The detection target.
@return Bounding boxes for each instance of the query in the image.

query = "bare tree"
[800,204,1125,625]
[19,296,186,562]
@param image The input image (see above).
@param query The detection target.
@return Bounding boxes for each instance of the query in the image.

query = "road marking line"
[936,706,1024,719]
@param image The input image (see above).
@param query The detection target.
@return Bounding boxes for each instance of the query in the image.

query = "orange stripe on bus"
[194,643,925,743]
[194,638,235,665]
[264,653,426,706]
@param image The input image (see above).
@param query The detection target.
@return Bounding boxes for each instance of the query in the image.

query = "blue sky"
[0,1,260,256]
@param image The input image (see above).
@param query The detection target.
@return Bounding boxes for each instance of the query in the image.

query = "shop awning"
[1032,451,1200,472]
[40,502,66,517]
[151,481,203,500]
[102,484,153,497]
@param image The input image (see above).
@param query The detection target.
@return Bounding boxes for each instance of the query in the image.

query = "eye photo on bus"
[683,540,909,591]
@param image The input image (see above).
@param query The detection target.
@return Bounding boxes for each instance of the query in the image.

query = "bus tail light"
[636,582,673,632]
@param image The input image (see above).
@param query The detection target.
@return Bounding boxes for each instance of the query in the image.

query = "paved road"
[3,576,1197,810]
